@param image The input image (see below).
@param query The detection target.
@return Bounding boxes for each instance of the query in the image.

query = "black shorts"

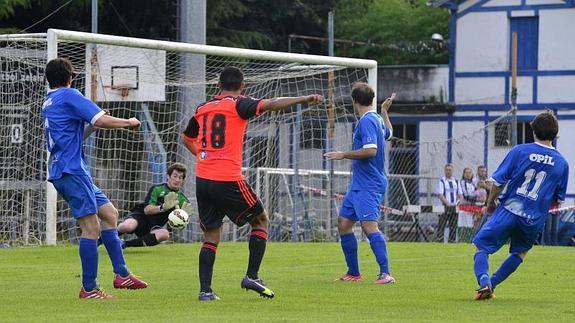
[196,177,264,230]
[128,212,168,237]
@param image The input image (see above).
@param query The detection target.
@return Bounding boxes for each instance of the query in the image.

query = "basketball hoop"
[104,83,133,99]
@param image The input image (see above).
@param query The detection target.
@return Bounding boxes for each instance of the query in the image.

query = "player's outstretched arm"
[380,93,395,136]
[94,114,140,129]
[324,148,377,160]
[259,94,324,113]
[83,109,110,140]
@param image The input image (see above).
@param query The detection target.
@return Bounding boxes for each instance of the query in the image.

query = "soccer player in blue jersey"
[472,110,569,300]
[324,83,396,284]
[42,58,148,299]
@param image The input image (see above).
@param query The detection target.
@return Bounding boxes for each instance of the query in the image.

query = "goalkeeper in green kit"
[117,163,193,248]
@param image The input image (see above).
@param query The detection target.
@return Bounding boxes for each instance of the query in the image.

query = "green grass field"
[1,242,574,322]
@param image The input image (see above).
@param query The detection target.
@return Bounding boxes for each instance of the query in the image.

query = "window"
[391,123,417,148]
[494,121,534,147]
[510,17,539,72]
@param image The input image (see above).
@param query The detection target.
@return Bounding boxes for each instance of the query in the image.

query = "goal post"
[1,29,377,245]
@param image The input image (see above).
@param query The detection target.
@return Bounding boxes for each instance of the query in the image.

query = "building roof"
[427,0,454,8]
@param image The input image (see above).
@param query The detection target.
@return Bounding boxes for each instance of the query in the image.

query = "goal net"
[0,30,374,245]
[0,30,518,246]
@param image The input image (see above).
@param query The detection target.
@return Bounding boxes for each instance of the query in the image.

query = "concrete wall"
[378,65,448,103]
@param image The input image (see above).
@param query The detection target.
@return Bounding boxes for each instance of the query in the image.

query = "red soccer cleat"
[79,287,116,300]
[113,274,149,289]
[335,273,363,282]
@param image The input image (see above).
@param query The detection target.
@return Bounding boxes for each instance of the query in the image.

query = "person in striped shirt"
[436,164,461,242]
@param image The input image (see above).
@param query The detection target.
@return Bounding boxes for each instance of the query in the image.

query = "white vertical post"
[45,30,58,246]
[368,65,377,105]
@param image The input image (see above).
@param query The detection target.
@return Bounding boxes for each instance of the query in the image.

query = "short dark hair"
[531,110,558,141]
[351,82,374,106]
[45,58,74,88]
[219,66,244,91]
[168,162,187,178]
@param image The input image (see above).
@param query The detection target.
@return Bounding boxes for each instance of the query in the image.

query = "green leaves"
[335,0,449,64]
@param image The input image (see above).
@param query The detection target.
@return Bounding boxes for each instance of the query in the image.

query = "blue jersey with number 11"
[491,142,569,223]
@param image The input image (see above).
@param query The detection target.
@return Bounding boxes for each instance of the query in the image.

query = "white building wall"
[527,0,564,5]
[451,121,485,174]
[539,76,575,103]
[539,9,575,70]
[456,11,509,72]
[455,77,505,104]
[509,76,533,104]
[419,121,448,178]
[484,0,521,7]
[556,118,575,194]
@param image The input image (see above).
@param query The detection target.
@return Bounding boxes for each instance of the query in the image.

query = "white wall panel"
[456,12,509,72]
[539,9,575,70]
[455,77,506,104]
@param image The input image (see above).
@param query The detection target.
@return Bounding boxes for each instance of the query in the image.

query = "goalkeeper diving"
[117,163,193,248]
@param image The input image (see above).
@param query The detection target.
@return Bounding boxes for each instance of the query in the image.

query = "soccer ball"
[168,209,189,229]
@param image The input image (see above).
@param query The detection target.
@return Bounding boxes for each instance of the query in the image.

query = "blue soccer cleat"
[198,291,220,301]
[241,276,275,299]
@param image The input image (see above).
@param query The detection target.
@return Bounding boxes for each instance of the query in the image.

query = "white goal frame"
[43,29,377,245]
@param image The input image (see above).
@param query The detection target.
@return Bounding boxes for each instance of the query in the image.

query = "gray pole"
[328,11,334,56]
[327,10,336,239]
[179,0,206,241]
[86,0,98,173]
[91,0,98,33]
[291,104,302,242]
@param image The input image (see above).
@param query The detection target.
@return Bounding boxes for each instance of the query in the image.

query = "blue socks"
[474,251,491,288]
[100,229,130,277]
[491,253,523,289]
[79,238,98,291]
[340,233,360,276]
[367,231,390,274]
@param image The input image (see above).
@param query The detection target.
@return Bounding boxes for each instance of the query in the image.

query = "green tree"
[0,0,30,33]
[335,0,449,64]
[207,0,337,54]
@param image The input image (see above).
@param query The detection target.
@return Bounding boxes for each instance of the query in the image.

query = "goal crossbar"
[48,29,377,69]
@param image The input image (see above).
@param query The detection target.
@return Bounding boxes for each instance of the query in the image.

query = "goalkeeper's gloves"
[163,191,178,210]
[181,202,193,215]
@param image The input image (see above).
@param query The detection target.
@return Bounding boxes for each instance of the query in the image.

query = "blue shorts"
[473,207,545,254]
[51,173,110,219]
[340,190,383,222]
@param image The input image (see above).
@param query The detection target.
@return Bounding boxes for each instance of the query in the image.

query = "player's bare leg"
[77,214,115,299]
[241,211,275,298]
[99,203,148,290]
[336,216,363,281]
[198,226,222,301]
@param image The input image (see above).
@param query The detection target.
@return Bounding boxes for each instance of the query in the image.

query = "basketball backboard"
[85,44,166,102]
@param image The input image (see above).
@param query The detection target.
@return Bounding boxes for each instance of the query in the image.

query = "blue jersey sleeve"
[383,124,392,141]
[67,89,104,125]
[359,117,378,149]
[490,146,519,186]
[554,162,569,202]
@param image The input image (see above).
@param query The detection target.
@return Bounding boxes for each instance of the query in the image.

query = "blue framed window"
[510,17,539,71]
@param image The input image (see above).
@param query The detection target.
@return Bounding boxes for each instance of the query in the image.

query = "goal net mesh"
[0,32,517,245]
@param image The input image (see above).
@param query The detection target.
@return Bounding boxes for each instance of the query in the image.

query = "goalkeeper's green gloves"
[181,202,193,215]
[163,191,178,210]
